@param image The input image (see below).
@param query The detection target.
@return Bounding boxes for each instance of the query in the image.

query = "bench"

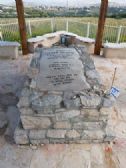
[103,43,126,59]
[0,41,20,59]
[28,32,61,53]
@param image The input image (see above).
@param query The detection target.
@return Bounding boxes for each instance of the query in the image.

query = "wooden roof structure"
[15,0,108,55]
[94,0,108,55]
[15,0,28,55]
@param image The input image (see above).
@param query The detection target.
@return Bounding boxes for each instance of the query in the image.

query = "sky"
[0,0,125,7]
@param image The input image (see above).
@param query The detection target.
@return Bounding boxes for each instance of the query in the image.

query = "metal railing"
[0,18,126,43]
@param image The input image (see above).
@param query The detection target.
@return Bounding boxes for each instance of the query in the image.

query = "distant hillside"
[0,3,126,18]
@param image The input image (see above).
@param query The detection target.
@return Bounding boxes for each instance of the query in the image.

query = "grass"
[0,17,126,42]
[30,20,52,37]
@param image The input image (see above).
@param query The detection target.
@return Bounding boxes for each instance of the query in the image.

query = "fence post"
[116,25,122,43]
[51,18,54,32]
[28,20,32,36]
[0,27,3,41]
[86,22,90,38]
[66,20,69,32]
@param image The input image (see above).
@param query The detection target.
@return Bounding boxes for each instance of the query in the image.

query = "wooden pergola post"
[94,0,108,55]
[15,0,28,55]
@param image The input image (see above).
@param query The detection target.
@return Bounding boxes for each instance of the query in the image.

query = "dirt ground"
[0,55,126,168]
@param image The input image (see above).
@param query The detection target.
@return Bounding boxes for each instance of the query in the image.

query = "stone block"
[48,91,63,95]
[81,108,99,115]
[31,95,62,111]
[21,116,51,129]
[17,97,30,108]
[82,130,105,140]
[47,129,66,139]
[104,126,115,142]
[66,130,80,139]
[63,98,81,109]
[30,139,49,145]
[28,68,39,79]
[55,108,67,113]
[83,57,95,71]
[73,121,105,130]
[63,91,75,100]
[81,109,100,120]
[70,115,85,123]
[29,91,44,102]
[56,110,80,121]
[80,95,101,108]
[20,108,34,115]
[14,127,29,145]
[31,105,56,114]
[100,107,113,115]
[86,69,101,83]
[49,139,67,144]
[53,121,71,129]
[29,130,46,139]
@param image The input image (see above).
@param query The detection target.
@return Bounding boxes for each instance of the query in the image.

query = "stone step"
[20,112,106,130]
[73,121,106,130]
[14,123,114,145]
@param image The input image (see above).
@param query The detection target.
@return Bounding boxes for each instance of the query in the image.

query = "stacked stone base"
[14,45,115,145]
[15,125,107,145]
[14,87,114,145]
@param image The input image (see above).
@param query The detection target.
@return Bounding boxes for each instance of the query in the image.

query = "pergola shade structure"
[15,0,28,55]
[15,0,108,55]
[94,0,108,55]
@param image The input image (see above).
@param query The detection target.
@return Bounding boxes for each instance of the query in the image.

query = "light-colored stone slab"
[14,128,29,145]
[21,116,51,129]
[73,121,105,130]
[82,130,105,140]
[29,130,46,140]
[80,94,101,107]
[35,48,90,91]
[54,121,71,129]
[47,130,66,139]
[56,110,80,121]
[66,130,80,139]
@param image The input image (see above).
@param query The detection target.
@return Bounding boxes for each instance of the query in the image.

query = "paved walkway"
[0,55,126,168]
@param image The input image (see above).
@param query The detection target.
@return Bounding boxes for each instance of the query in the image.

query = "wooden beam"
[15,0,28,55]
[94,0,108,55]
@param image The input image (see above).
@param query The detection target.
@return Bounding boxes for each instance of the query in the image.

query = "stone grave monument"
[14,46,115,145]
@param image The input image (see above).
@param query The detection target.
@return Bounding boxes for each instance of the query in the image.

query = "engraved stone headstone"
[35,48,90,91]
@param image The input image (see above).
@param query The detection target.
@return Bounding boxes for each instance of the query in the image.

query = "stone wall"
[28,31,95,54]
[14,45,115,145]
